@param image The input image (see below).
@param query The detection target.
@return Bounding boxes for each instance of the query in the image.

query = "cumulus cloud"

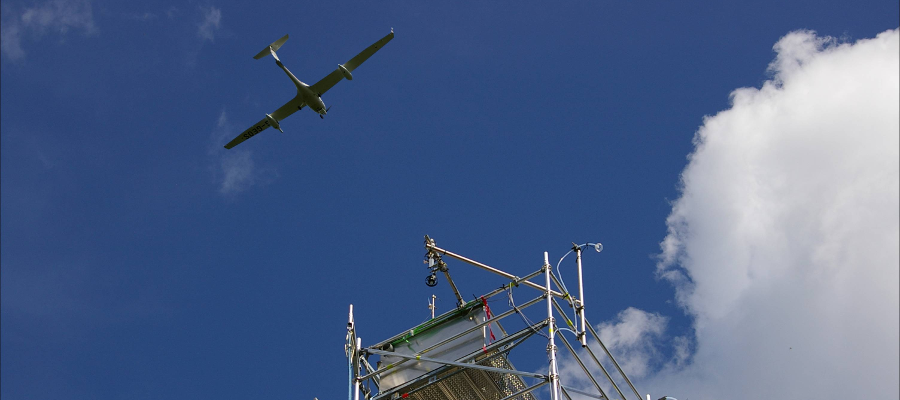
[568,28,899,400]
[594,308,668,379]
[0,0,96,60]
[197,6,221,43]
[209,111,276,195]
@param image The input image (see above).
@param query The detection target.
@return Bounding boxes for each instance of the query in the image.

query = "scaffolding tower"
[343,236,646,400]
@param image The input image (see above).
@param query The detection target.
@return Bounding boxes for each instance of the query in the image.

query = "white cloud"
[209,110,276,195]
[197,6,221,43]
[594,308,668,379]
[563,28,899,400]
[557,308,669,400]
[638,28,899,399]
[1,0,96,60]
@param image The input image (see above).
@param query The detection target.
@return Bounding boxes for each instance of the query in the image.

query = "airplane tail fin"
[253,34,289,59]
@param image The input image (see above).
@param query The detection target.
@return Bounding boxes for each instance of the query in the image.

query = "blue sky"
[2,1,898,399]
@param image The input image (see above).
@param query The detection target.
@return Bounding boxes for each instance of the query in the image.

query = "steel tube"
[550,274,578,330]
[365,348,547,379]
[361,357,379,389]
[560,385,575,400]
[347,305,355,400]
[553,298,627,400]
[441,269,465,306]
[545,252,560,400]
[557,330,609,400]
[497,380,550,400]
[455,319,548,363]
[562,386,607,400]
[354,337,361,400]
[575,246,587,347]
[427,244,566,298]
[586,319,643,400]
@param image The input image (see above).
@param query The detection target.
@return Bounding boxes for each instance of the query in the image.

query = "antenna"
[428,295,437,319]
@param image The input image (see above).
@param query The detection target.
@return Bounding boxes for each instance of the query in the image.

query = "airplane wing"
[224,116,271,149]
[224,96,305,149]
[309,30,394,96]
[270,95,305,121]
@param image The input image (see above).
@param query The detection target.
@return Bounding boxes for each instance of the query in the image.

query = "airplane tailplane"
[253,34,289,59]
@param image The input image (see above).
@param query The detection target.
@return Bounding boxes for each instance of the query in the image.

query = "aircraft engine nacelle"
[266,113,283,133]
[338,64,353,80]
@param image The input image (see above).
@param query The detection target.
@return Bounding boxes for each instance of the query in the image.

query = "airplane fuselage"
[276,60,328,116]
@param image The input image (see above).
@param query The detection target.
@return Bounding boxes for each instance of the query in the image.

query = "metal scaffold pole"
[574,245,587,347]
[545,252,560,400]
[354,336,361,400]
[346,305,355,400]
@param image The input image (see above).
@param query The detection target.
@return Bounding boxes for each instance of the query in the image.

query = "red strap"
[480,297,496,342]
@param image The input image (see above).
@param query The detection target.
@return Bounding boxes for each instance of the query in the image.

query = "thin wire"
[555,248,577,295]
[556,327,579,337]
[506,286,549,339]
[555,242,601,308]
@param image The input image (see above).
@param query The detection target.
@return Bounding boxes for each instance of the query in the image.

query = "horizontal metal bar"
[361,357,380,389]
[427,244,567,298]
[358,294,546,382]
[499,380,550,400]
[366,348,547,379]
[561,386,606,400]
[456,319,547,363]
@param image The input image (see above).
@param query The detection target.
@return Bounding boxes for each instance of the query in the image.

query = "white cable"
[555,242,602,307]
[507,286,549,339]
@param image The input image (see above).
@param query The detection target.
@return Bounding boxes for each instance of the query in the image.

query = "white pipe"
[575,246,586,347]
[545,252,560,400]
[347,304,354,400]
[354,337,361,400]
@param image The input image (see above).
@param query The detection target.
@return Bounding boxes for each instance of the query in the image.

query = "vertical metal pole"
[574,245,587,347]
[347,305,354,400]
[430,295,436,319]
[354,337,361,400]
[545,252,560,400]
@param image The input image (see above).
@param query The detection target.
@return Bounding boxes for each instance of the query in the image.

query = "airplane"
[224,29,394,149]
